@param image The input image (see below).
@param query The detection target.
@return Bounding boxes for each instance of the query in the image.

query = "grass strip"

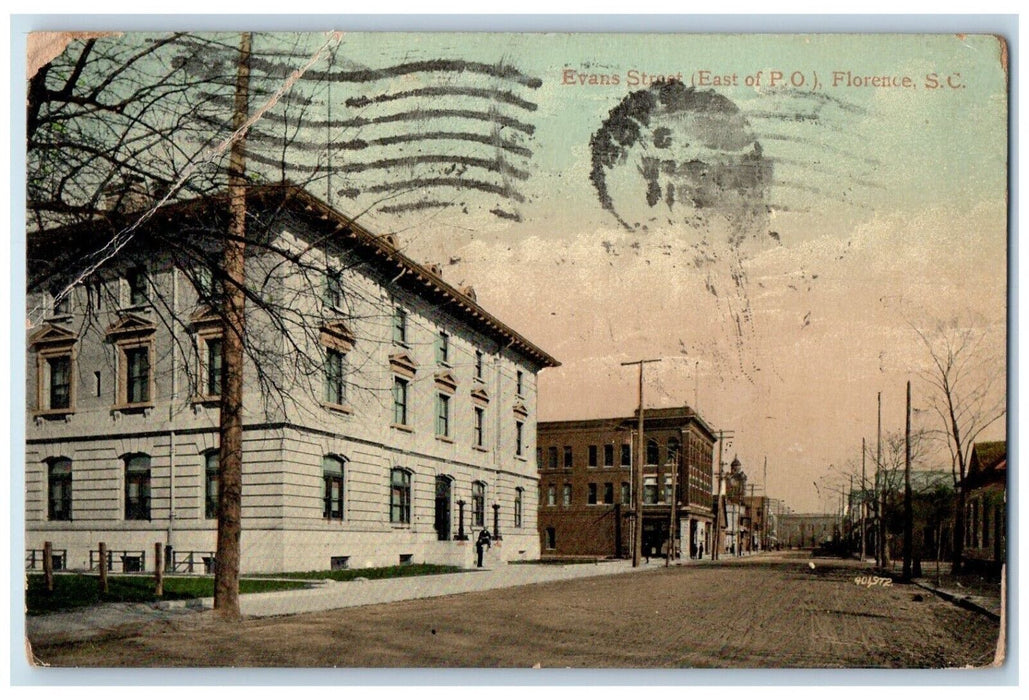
[25,574,310,615]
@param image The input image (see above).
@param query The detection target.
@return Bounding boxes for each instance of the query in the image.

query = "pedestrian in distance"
[475,527,492,568]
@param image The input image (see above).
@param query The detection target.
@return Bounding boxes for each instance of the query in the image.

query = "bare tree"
[913,315,1006,574]
[25,32,393,619]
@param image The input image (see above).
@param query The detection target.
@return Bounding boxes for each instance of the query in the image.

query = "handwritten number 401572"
[854,576,893,588]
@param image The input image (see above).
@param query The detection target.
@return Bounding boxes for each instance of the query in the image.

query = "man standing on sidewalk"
[475,528,492,568]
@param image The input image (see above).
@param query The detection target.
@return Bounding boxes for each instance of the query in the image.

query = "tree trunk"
[213,31,251,619]
[952,483,966,575]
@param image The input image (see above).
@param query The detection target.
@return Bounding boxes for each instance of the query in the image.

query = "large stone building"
[25,185,558,574]
[778,514,838,549]
[536,406,717,560]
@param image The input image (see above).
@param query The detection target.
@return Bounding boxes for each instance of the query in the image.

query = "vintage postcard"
[21,29,1008,672]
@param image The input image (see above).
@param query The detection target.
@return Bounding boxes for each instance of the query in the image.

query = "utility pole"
[666,464,677,566]
[877,391,886,568]
[848,474,853,551]
[903,380,913,581]
[622,358,660,568]
[861,437,867,562]
[712,431,734,561]
[762,456,767,551]
[214,30,251,618]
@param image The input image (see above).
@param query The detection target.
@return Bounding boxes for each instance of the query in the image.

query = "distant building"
[26,185,559,574]
[963,441,1006,573]
[743,495,772,551]
[778,513,837,549]
[536,405,717,560]
[719,456,748,555]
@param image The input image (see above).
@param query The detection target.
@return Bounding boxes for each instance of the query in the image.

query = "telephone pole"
[877,391,886,568]
[712,430,735,561]
[861,437,867,562]
[622,358,660,568]
[903,380,913,581]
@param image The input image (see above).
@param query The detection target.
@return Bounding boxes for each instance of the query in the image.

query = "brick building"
[536,406,717,560]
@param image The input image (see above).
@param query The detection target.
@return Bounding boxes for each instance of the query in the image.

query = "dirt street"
[28,555,1001,669]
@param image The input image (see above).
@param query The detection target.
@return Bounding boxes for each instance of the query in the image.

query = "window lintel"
[389,352,418,378]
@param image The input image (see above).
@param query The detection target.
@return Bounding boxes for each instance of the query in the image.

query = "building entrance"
[435,476,452,541]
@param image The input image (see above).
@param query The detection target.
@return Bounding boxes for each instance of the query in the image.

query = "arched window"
[323,455,346,520]
[205,451,219,519]
[514,487,524,528]
[472,481,486,527]
[666,437,680,464]
[47,457,72,521]
[390,468,411,524]
[124,454,151,520]
[646,439,659,465]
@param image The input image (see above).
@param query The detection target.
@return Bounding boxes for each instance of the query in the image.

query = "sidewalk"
[911,576,1003,621]
[26,558,672,645]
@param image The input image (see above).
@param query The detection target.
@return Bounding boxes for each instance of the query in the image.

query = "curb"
[912,580,1001,622]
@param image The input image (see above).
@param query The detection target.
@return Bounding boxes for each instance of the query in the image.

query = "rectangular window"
[514,489,523,528]
[324,348,345,405]
[392,307,407,345]
[474,406,485,447]
[393,377,409,425]
[472,482,486,528]
[205,452,219,519]
[588,445,598,467]
[548,446,558,470]
[124,455,151,521]
[621,482,631,504]
[48,459,72,521]
[125,347,150,404]
[621,444,632,467]
[547,485,556,506]
[127,267,148,306]
[48,356,71,410]
[207,337,223,397]
[94,371,102,398]
[390,469,411,524]
[604,444,614,467]
[643,477,658,505]
[516,370,524,396]
[52,290,70,315]
[562,483,572,506]
[322,457,345,520]
[325,268,343,308]
[436,331,450,364]
[536,447,543,469]
[516,421,524,456]
[563,446,573,469]
[587,483,597,505]
[436,393,451,437]
[983,503,991,547]
[604,482,614,504]
[475,350,484,380]
[194,265,216,300]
